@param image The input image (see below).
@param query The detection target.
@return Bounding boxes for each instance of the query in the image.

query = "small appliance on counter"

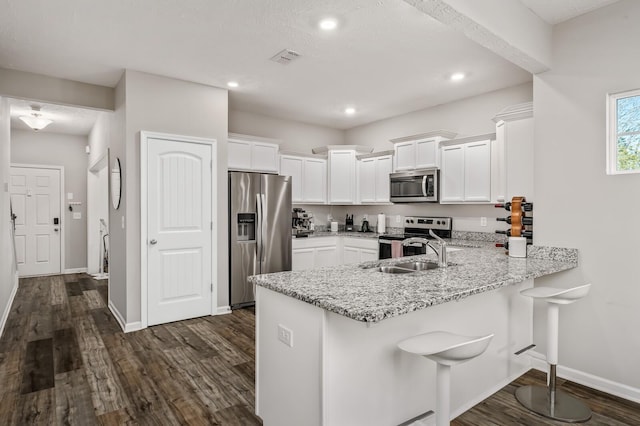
[345,214,354,231]
[378,216,452,259]
[292,208,314,237]
[360,218,372,233]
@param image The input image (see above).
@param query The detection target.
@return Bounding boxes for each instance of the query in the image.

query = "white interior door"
[147,136,213,326]
[10,166,62,276]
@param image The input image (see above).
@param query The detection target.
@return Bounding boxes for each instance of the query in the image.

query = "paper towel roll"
[377,213,386,234]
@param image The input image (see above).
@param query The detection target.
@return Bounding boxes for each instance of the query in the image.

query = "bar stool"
[515,283,592,422]
[397,331,494,426]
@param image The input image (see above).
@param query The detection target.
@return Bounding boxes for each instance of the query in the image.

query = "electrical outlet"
[277,324,293,347]
[480,217,487,227]
[395,215,402,224]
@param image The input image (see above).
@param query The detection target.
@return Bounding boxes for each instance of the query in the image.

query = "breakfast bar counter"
[250,245,578,426]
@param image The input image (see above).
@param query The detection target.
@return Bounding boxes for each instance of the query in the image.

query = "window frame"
[607,88,640,175]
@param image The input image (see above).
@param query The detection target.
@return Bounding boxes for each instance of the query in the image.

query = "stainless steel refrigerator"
[229,172,292,309]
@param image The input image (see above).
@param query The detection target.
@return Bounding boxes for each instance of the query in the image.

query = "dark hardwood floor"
[1,274,639,425]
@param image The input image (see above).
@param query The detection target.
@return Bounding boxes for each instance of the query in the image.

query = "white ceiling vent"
[270,49,301,65]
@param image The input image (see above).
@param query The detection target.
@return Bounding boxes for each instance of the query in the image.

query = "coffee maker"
[292,208,314,237]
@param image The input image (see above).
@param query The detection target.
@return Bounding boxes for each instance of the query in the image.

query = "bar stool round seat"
[515,283,592,423]
[398,331,493,426]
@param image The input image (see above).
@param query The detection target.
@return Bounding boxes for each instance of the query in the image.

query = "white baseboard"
[529,350,640,404]
[0,273,20,339]
[108,300,144,333]
[64,267,87,274]
[215,306,232,315]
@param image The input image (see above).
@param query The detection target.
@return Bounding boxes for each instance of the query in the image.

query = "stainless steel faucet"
[402,230,448,267]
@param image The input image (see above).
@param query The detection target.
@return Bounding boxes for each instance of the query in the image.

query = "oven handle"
[378,240,392,245]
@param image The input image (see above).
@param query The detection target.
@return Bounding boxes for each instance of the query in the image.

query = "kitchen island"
[249,244,577,426]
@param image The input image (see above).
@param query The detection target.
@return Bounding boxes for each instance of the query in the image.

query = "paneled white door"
[147,137,213,326]
[10,166,62,276]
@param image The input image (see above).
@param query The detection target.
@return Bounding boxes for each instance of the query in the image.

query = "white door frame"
[10,163,65,276]
[140,131,217,329]
[88,149,109,274]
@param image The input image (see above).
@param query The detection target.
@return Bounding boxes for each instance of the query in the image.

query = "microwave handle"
[422,176,427,197]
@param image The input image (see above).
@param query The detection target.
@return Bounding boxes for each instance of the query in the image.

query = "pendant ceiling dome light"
[19,105,53,131]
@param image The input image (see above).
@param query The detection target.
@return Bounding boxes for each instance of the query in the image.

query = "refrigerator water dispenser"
[237,213,255,241]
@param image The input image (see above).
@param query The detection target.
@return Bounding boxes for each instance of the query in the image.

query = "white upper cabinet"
[357,152,393,203]
[328,150,356,204]
[280,154,327,204]
[440,136,493,203]
[492,102,534,203]
[228,133,279,173]
[391,130,457,171]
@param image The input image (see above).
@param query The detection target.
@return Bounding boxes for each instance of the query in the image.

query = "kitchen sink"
[394,261,439,271]
[376,266,416,274]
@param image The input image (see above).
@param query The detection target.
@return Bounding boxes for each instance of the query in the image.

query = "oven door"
[389,169,438,203]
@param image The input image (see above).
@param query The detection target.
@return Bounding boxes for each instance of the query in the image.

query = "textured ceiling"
[0,0,620,134]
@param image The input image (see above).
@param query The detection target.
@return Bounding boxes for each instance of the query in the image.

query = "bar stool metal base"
[515,385,592,423]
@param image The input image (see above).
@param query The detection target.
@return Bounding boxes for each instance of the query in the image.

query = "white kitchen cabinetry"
[292,237,339,271]
[391,130,457,171]
[342,238,378,264]
[228,133,279,173]
[280,155,327,204]
[312,145,373,205]
[440,136,493,203]
[492,102,534,202]
[328,150,356,204]
[357,152,393,203]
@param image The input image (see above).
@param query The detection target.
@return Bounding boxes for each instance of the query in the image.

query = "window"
[607,88,640,174]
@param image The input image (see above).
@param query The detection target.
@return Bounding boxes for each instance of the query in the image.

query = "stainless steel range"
[378,216,452,260]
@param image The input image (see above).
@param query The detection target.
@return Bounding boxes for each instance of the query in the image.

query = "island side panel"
[256,286,324,426]
[323,279,534,426]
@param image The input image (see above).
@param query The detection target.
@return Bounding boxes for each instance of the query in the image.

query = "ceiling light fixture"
[227,81,239,88]
[19,106,52,131]
[450,72,466,81]
[319,18,338,31]
[344,107,356,115]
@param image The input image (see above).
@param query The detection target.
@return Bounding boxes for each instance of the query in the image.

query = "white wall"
[229,109,344,152]
[533,0,640,395]
[11,129,89,271]
[0,97,16,337]
[112,70,228,326]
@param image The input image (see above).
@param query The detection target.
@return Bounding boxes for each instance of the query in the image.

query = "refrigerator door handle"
[256,193,263,262]
[261,193,267,262]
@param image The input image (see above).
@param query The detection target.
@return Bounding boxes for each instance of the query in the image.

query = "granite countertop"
[249,245,578,323]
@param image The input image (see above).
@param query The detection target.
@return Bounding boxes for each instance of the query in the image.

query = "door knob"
[54,228,59,232]
[150,239,157,245]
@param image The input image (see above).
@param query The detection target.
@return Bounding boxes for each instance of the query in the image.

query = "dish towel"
[391,241,403,258]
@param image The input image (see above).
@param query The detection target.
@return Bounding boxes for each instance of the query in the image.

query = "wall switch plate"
[73,212,82,220]
[67,192,73,200]
[480,217,487,227]
[395,215,402,224]
[277,324,293,347]
[121,216,125,229]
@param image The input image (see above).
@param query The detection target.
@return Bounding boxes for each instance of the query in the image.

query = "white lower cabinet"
[341,237,379,264]
[292,236,378,270]
[292,237,339,271]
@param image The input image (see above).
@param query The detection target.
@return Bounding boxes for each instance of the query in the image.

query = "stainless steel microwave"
[389,168,439,203]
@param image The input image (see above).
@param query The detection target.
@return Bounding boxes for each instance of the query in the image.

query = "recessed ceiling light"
[227,81,239,88]
[450,72,466,81]
[319,18,338,31]
[344,107,356,115]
